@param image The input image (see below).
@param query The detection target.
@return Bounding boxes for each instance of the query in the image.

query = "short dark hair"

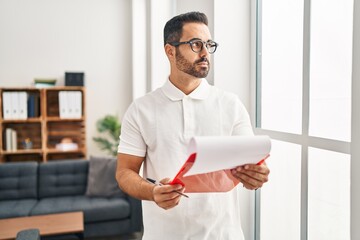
[163,11,208,46]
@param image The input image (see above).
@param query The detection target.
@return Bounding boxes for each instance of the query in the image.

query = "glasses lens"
[190,40,203,53]
[206,41,217,53]
[189,40,217,54]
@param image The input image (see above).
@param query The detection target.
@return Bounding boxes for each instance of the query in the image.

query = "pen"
[146,177,189,198]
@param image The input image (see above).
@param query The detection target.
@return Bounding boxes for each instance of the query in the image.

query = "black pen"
[146,177,189,198]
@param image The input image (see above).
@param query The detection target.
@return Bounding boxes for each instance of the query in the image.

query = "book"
[27,94,35,118]
[5,128,17,151]
[11,129,17,151]
[34,78,56,88]
[5,128,12,151]
[34,78,57,84]
[170,135,271,193]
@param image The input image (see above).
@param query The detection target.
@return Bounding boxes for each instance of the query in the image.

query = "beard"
[175,48,210,78]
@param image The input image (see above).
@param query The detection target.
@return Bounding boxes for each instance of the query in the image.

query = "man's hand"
[231,163,270,190]
[152,178,185,210]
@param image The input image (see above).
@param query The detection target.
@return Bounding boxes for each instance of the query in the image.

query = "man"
[116,11,270,240]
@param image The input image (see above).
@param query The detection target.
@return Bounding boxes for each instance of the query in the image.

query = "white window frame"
[251,0,357,239]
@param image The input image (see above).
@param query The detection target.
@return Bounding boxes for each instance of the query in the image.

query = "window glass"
[260,0,303,134]
[309,0,353,141]
[260,140,301,240]
[308,148,350,240]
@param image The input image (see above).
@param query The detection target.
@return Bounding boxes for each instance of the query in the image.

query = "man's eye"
[192,41,202,48]
[207,42,216,47]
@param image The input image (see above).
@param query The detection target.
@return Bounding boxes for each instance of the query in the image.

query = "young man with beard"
[116,11,270,240]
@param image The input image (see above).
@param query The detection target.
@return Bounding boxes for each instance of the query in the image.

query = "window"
[255,0,353,239]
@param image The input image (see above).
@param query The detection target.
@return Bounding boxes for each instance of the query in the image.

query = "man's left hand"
[231,163,270,190]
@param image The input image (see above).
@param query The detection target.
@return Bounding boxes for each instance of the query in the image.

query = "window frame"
[251,0,352,239]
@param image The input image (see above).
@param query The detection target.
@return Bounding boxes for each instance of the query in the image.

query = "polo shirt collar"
[161,78,210,101]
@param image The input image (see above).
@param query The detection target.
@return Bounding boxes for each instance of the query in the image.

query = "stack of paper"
[55,142,78,151]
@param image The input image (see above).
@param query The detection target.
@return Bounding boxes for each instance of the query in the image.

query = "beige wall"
[0,1,255,238]
[0,0,133,157]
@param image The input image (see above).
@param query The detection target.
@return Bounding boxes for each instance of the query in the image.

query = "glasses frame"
[169,39,218,54]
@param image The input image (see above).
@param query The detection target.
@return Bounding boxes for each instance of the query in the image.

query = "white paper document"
[184,135,271,177]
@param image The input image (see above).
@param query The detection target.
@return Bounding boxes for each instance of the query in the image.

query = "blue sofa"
[0,159,142,238]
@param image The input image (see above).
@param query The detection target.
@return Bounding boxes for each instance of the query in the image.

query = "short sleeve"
[118,102,147,157]
[232,98,254,136]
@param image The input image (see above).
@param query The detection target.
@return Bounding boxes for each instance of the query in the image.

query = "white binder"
[2,92,12,119]
[59,91,69,119]
[11,92,19,119]
[73,91,82,119]
[18,91,28,119]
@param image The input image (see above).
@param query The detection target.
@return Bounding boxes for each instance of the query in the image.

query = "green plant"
[93,114,121,156]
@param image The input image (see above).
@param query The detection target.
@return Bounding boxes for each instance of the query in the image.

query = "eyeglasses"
[169,39,218,54]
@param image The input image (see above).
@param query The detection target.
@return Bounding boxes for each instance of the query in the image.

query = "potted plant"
[93,114,121,156]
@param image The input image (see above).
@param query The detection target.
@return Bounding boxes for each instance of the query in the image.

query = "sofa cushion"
[85,156,125,197]
[38,160,88,198]
[0,199,38,219]
[0,162,38,200]
[30,196,130,223]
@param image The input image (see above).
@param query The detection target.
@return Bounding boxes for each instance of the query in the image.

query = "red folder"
[170,136,271,193]
[170,153,269,193]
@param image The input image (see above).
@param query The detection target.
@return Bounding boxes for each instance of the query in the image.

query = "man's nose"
[199,44,210,58]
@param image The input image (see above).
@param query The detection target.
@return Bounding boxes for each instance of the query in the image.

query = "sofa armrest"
[127,195,143,232]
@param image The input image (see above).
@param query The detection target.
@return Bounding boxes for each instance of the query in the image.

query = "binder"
[73,91,82,118]
[59,91,69,119]
[18,91,28,119]
[11,92,19,119]
[67,91,75,118]
[27,94,35,118]
[33,94,40,117]
[2,92,12,119]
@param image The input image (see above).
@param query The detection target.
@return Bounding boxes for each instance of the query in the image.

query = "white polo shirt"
[118,78,253,240]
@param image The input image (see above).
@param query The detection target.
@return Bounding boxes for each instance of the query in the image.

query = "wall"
[213,2,253,239]
[351,0,360,238]
[0,0,255,238]
[0,0,132,157]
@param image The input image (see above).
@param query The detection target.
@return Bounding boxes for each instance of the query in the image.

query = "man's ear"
[164,43,175,60]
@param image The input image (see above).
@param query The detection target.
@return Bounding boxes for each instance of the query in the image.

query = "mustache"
[195,57,209,64]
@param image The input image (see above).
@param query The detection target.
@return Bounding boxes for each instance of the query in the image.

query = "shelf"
[1,118,42,123]
[46,117,84,122]
[46,148,85,154]
[2,149,43,155]
[0,87,86,163]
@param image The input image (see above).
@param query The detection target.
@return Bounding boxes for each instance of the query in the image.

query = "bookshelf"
[0,87,86,163]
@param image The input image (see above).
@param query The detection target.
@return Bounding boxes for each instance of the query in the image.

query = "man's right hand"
[152,178,185,210]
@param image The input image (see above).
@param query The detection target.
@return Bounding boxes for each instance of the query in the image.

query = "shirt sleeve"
[117,102,147,157]
[232,98,254,136]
